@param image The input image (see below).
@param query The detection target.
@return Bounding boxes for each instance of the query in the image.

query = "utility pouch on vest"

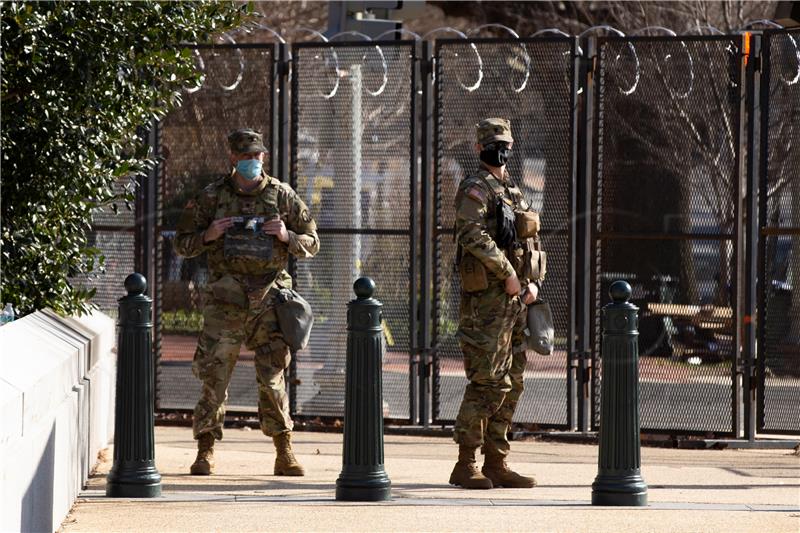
[274,288,314,351]
[523,240,547,282]
[515,210,540,239]
[223,216,273,261]
[459,253,488,293]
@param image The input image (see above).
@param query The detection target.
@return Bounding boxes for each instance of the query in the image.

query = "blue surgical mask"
[235,159,262,180]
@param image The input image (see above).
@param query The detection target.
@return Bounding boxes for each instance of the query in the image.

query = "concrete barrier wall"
[0,309,116,533]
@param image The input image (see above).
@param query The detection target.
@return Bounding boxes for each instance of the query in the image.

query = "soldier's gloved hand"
[521,283,538,305]
[263,216,289,243]
[504,273,522,297]
[203,217,235,243]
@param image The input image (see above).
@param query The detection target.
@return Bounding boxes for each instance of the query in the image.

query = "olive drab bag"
[525,299,554,355]
[274,288,314,351]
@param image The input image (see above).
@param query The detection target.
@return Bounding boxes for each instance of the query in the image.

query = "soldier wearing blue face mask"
[174,128,319,477]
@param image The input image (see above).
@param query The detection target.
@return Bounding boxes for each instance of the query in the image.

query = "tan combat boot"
[481,450,536,488]
[273,432,305,476]
[190,433,215,475]
[449,445,493,489]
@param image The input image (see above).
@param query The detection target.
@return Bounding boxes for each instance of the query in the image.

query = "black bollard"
[592,280,648,506]
[335,277,392,501]
[106,273,162,497]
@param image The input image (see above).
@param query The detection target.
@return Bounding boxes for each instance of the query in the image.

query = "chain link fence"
[156,44,275,411]
[74,179,137,317]
[291,42,415,421]
[433,37,575,427]
[759,29,800,434]
[84,30,800,438]
[593,35,745,433]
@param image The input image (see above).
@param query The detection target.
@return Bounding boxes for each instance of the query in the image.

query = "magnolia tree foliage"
[1,1,248,316]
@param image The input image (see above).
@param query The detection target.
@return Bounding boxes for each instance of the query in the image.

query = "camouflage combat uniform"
[453,119,545,459]
[175,139,319,442]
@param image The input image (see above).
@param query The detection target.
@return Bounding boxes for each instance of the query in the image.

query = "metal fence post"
[336,277,392,501]
[592,280,647,506]
[576,36,597,433]
[107,273,162,498]
[279,42,299,416]
[743,33,761,441]
[733,32,750,438]
[149,119,164,411]
[567,35,582,432]
[408,40,420,426]
[419,39,434,427]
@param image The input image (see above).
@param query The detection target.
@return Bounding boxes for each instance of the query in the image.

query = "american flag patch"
[466,187,486,203]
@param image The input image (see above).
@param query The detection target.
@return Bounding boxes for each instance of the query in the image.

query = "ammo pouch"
[494,199,517,249]
[525,300,554,355]
[459,252,488,293]
[515,210,540,239]
[274,288,314,351]
[522,239,547,282]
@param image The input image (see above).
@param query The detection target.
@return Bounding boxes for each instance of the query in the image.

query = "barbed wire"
[631,26,678,36]
[182,21,799,97]
[741,19,785,30]
[631,26,694,100]
[686,25,726,36]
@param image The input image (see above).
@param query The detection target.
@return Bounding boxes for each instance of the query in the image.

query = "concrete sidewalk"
[61,427,799,533]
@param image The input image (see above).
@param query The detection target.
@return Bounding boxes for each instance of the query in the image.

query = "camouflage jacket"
[174,172,319,285]
[454,166,542,287]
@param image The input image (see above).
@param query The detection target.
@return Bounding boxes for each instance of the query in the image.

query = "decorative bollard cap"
[125,273,147,296]
[353,277,375,300]
[609,280,632,304]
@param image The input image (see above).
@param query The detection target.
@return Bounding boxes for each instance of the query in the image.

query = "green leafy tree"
[1,1,249,316]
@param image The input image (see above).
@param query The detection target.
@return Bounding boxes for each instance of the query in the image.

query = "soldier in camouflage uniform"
[174,129,319,477]
[450,118,546,489]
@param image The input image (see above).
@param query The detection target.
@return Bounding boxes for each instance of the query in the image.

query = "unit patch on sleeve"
[466,187,487,204]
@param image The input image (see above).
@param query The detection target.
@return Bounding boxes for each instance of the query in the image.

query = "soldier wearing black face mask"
[479,141,513,168]
[450,118,546,490]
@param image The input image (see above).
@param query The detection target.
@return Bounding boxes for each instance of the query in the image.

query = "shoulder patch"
[185,199,196,209]
[466,186,487,204]
[203,177,225,195]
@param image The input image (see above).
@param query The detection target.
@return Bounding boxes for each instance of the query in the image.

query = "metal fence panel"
[74,174,138,317]
[291,42,415,421]
[433,38,575,426]
[759,30,800,434]
[77,228,136,316]
[156,44,275,412]
[593,36,744,434]
[135,31,797,437]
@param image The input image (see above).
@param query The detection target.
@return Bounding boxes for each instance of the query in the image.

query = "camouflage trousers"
[192,274,293,440]
[454,284,527,456]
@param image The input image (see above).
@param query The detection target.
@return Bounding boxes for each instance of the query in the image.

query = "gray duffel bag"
[274,288,314,351]
[525,299,554,355]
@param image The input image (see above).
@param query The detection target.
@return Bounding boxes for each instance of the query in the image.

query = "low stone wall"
[0,309,116,533]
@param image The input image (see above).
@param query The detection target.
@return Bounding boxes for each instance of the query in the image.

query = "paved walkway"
[61,427,800,532]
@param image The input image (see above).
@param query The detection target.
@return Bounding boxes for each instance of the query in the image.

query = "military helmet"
[476,117,513,145]
[228,128,268,153]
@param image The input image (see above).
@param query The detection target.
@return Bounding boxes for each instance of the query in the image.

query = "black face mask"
[480,145,512,167]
